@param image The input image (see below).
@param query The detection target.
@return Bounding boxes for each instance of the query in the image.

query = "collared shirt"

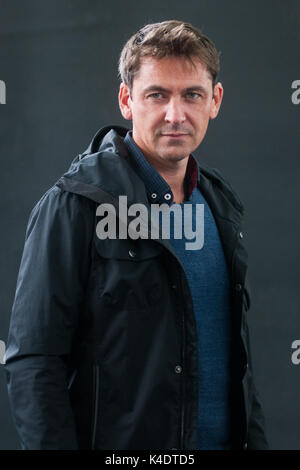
[124,130,199,205]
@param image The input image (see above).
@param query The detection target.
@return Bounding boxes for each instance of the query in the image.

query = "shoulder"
[25,184,97,240]
[30,183,96,217]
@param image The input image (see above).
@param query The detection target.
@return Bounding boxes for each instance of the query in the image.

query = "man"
[4,20,269,450]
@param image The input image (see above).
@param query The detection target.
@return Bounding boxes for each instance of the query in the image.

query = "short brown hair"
[118,20,220,94]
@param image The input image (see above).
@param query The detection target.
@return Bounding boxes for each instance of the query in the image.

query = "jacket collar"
[56,124,244,225]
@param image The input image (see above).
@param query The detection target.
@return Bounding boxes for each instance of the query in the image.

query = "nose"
[164,97,186,124]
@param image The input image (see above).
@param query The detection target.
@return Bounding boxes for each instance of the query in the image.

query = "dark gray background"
[0,0,299,450]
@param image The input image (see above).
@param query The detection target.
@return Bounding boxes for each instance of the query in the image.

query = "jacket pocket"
[91,364,101,450]
[92,236,164,312]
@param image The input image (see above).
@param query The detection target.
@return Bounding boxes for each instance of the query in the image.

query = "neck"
[145,154,188,204]
[130,132,189,204]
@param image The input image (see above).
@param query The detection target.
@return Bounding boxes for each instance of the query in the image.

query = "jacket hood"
[58,125,150,207]
[55,124,244,217]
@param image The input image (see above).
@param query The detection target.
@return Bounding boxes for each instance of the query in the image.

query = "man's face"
[119,55,223,166]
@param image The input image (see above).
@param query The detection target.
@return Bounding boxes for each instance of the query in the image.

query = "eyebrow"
[142,85,208,95]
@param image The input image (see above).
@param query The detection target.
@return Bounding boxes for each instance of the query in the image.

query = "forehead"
[133,55,212,89]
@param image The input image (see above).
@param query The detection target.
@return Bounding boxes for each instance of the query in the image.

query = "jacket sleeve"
[3,186,95,449]
[243,280,269,450]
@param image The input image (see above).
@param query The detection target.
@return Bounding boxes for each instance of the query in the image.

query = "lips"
[162,133,188,137]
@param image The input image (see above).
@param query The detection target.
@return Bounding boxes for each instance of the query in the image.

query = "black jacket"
[4,125,269,450]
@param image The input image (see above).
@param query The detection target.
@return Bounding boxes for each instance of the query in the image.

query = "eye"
[147,92,164,99]
[186,92,202,100]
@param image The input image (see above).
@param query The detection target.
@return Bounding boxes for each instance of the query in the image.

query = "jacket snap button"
[128,249,136,258]
[239,231,244,239]
[235,283,242,292]
[243,442,248,450]
[175,365,182,374]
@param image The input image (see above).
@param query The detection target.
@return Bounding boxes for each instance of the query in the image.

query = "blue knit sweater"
[167,185,232,450]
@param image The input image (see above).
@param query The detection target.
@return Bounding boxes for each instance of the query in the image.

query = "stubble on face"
[128,56,215,169]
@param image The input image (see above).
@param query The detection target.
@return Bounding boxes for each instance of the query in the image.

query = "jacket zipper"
[179,269,186,450]
[171,256,195,450]
[91,364,100,449]
[231,222,248,448]
[180,314,185,449]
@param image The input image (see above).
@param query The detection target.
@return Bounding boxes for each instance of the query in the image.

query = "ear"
[118,82,133,120]
[209,82,224,119]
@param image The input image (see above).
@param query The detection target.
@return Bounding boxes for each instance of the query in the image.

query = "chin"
[163,152,189,162]
[164,145,190,155]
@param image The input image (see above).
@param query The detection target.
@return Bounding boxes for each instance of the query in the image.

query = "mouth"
[161,133,189,138]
